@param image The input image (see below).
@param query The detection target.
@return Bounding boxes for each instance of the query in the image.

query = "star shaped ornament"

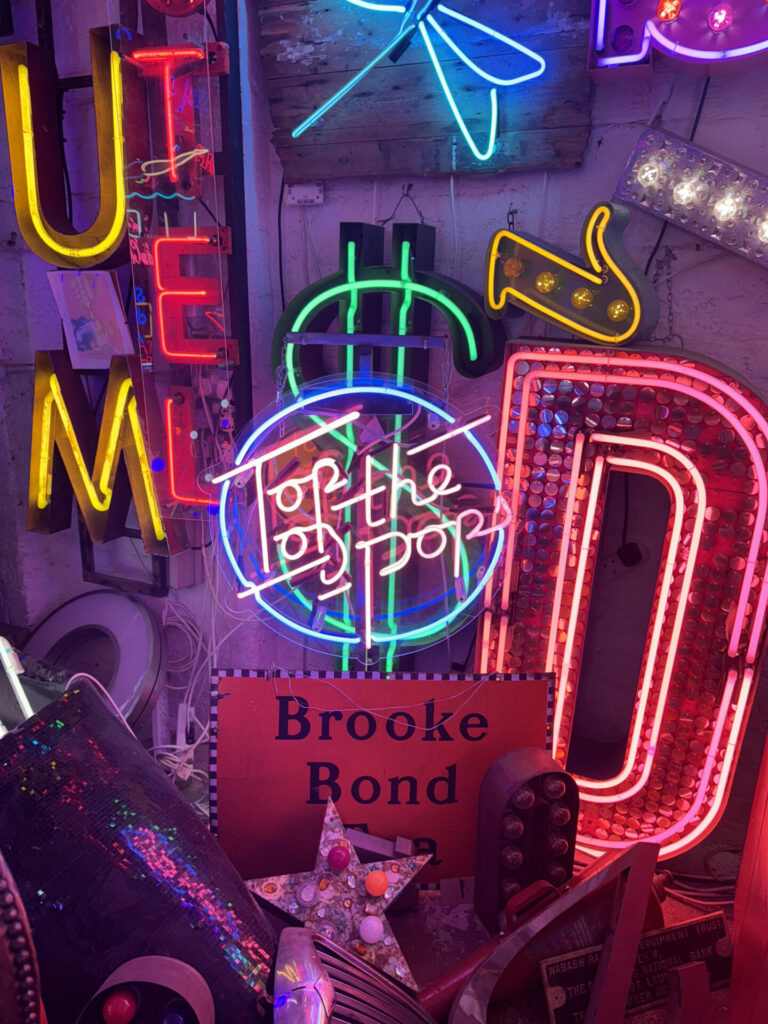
[247,799,430,989]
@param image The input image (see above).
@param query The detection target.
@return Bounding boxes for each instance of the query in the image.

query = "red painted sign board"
[211,672,551,884]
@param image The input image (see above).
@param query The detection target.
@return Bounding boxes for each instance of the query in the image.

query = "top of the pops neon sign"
[212,381,508,664]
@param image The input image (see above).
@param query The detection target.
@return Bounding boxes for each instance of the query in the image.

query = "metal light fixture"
[614,127,768,270]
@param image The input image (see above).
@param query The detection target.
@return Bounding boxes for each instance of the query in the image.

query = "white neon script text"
[214,412,510,648]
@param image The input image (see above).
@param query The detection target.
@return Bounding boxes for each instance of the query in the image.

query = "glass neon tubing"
[595,0,608,51]
[38,375,165,541]
[597,21,768,68]
[291,24,418,139]
[576,668,751,859]
[502,350,768,663]
[217,385,500,647]
[509,365,762,673]
[519,396,706,770]
[486,205,644,344]
[544,431,586,676]
[17,55,125,261]
[427,7,545,86]
[386,242,415,670]
[552,454,606,749]
[164,397,210,506]
[418,22,497,161]
[344,0,407,11]
[480,341,518,671]
[153,235,226,362]
[575,435,706,795]
[570,456,688,802]
[285,270,479,399]
[284,244,476,631]
[491,352,768,853]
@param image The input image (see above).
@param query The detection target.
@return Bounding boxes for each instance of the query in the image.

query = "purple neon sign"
[590,0,768,75]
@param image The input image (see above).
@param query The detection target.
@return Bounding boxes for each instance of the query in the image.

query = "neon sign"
[479,344,768,859]
[589,0,768,75]
[29,351,166,554]
[152,228,238,365]
[213,382,508,661]
[274,224,506,391]
[486,203,659,347]
[615,128,768,274]
[129,43,228,201]
[0,29,126,267]
[292,1,546,162]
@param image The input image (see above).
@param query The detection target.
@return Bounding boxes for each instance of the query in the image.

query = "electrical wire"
[643,76,711,277]
[278,175,287,309]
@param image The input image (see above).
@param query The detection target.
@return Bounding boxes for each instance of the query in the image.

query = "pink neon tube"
[575,436,706,794]
[552,455,606,750]
[545,431,585,676]
[479,355,518,670]
[505,356,767,667]
[505,349,768,661]
[576,668,753,860]
[572,456,685,803]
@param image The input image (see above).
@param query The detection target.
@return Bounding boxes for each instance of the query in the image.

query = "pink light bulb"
[708,5,733,31]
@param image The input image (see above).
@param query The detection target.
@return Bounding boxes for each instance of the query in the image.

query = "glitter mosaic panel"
[0,680,274,1021]
[478,345,768,859]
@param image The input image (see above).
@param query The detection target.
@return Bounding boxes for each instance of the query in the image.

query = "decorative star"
[247,799,430,989]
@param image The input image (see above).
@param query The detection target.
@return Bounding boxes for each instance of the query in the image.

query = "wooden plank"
[258,0,591,79]
[268,49,590,134]
[257,0,593,178]
[278,126,590,181]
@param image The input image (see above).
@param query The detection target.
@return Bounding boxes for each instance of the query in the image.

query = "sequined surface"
[0,680,274,1020]
[479,345,768,859]
[248,800,429,989]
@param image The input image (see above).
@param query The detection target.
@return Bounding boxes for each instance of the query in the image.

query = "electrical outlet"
[285,182,324,206]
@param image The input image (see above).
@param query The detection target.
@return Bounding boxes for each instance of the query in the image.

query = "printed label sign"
[211,671,550,883]
[540,912,731,1023]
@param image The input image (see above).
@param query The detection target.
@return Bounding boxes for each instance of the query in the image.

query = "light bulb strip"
[616,127,768,272]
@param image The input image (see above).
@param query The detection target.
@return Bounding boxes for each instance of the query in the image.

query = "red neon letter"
[153,228,238,365]
[129,44,228,195]
[480,345,768,860]
[164,390,216,507]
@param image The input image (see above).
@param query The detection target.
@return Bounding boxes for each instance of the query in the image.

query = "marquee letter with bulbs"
[486,203,659,347]
[589,1,768,76]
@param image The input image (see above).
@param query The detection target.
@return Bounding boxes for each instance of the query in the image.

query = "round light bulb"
[713,193,740,223]
[708,5,733,31]
[672,178,705,207]
[657,0,681,21]
[364,870,388,897]
[607,299,631,322]
[757,218,768,244]
[503,257,525,280]
[571,287,595,310]
[535,271,557,294]
[636,161,661,188]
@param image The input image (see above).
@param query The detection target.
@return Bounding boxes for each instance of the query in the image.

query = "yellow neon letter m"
[29,352,166,553]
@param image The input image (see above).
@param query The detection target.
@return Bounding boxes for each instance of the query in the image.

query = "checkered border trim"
[208,669,555,837]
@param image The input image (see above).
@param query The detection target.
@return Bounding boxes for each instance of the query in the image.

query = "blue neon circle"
[216,384,503,648]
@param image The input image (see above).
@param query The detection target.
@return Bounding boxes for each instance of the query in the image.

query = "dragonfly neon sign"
[292,1,546,162]
[213,383,509,660]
